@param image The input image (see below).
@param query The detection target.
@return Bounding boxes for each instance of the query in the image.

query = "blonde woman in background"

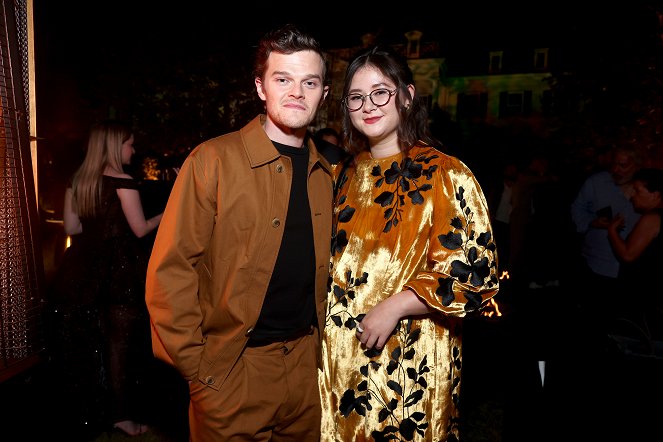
[51,120,163,438]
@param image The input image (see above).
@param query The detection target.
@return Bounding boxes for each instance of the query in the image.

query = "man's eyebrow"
[270,70,322,81]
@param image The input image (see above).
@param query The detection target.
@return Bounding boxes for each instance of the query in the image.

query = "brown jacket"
[145,115,333,390]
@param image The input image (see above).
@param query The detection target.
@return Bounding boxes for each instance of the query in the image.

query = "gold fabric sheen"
[320,146,499,441]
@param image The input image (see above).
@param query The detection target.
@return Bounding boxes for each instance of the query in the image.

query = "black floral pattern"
[437,186,499,312]
[372,152,437,233]
[328,269,368,331]
[327,291,437,441]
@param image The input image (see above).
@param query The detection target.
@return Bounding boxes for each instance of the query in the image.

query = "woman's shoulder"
[410,145,472,174]
[103,174,138,190]
[640,209,663,224]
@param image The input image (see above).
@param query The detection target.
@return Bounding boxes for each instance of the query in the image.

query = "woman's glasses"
[343,88,397,111]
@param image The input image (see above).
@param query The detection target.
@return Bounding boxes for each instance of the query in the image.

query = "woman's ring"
[356,325,364,333]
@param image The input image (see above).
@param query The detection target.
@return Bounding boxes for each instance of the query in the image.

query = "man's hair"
[253,24,327,83]
[315,127,339,141]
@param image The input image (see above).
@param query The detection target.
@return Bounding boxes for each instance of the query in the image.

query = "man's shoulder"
[189,129,244,158]
[585,170,612,183]
[191,116,263,156]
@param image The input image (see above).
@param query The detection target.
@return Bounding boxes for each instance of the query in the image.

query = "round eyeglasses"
[343,88,397,111]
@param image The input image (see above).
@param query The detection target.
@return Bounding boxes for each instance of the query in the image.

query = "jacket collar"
[240,114,331,174]
[307,136,331,174]
[241,115,279,168]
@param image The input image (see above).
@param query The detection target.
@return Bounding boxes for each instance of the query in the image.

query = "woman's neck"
[103,165,124,177]
[369,132,401,159]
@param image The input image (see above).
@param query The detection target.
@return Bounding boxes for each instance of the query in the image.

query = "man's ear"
[255,77,266,101]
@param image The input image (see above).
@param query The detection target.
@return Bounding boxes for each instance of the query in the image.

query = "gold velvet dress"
[320,146,499,441]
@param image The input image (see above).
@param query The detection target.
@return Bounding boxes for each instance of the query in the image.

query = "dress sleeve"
[404,156,499,316]
[109,176,139,190]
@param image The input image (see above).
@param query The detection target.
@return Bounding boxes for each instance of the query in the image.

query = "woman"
[319,46,499,441]
[607,167,663,344]
[52,120,163,437]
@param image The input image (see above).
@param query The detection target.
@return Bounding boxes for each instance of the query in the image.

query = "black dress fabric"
[615,208,663,343]
[47,176,156,436]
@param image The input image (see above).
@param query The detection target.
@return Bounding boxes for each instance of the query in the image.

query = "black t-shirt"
[251,141,316,340]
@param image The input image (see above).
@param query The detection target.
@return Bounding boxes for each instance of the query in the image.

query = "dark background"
[8,3,662,441]
[32,2,660,202]
[30,1,577,152]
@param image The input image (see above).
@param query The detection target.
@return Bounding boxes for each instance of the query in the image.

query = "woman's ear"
[405,84,415,109]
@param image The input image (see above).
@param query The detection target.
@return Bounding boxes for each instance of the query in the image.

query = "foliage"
[85,48,262,168]
[545,6,663,155]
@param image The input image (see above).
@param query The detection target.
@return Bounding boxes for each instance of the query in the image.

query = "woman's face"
[346,66,402,147]
[630,179,661,212]
[121,134,135,165]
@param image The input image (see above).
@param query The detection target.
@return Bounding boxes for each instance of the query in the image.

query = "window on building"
[420,94,433,112]
[534,48,548,70]
[457,92,488,120]
[489,51,503,74]
[498,91,533,117]
[405,30,422,59]
[542,90,553,116]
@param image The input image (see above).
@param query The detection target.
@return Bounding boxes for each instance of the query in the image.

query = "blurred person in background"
[315,126,340,145]
[607,167,663,343]
[570,145,643,331]
[605,166,663,442]
[50,120,163,438]
[315,126,347,164]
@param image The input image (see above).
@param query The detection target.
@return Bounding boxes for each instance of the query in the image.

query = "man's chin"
[283,115,314,130]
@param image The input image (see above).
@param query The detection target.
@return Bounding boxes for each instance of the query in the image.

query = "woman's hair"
[633,167,663,194]
[70,120,132,217]
[340,45,439,156]
[253,24,327,84]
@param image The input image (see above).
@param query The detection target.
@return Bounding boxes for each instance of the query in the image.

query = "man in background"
[570,145,643,329]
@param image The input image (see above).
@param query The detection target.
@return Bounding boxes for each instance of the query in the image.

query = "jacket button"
[276,164,284,173]
[271,218,281,228]
[205,376,214,385]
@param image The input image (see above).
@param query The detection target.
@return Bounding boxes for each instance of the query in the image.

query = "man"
[314,127,348,165]
[315,127,340,146]
[570,145,642,328]
[145,24,332,440]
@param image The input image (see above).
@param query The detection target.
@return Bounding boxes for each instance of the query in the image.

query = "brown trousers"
[188,330,321,441]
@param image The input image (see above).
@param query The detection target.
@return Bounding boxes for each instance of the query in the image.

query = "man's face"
[610,151,638,185]
[255,50,328,132]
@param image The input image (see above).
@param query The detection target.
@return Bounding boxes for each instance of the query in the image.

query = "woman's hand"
[607,213,625,233]
[356,289,430,350]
